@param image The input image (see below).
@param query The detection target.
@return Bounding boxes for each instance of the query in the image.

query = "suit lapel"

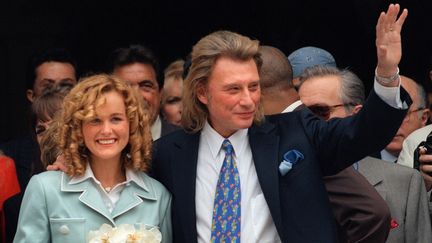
[111,179,157,219]
[358,157,387,200]
[171,132,200,243]
[61,173,115,225]
[248,122,284,237]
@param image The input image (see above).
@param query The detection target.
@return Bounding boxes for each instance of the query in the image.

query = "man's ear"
[197,84,208,105]
[421,108,430,126]
[351,104,363,115]
[26,89,35,103]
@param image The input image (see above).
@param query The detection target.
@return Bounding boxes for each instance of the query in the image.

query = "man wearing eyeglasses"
[375,75,430,162]
[259,45,392,242]
[298,65,432,243]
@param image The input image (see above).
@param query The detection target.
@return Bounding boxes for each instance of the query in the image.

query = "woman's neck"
[89,157,126,188]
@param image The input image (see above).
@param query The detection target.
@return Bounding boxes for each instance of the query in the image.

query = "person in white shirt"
[152,4,410,242]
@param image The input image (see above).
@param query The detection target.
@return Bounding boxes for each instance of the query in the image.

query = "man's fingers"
[395,9,408,31]
[46,160,67,171]
[421,163,432,171]
[46,164,59,171]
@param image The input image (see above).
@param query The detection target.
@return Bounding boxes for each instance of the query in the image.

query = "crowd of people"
[1,3,432,243]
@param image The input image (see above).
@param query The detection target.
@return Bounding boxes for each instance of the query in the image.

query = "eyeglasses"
[307,103,356,120]
[403,107,425,121]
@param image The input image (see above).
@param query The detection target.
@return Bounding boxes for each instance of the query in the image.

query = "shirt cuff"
[374,78,407,109]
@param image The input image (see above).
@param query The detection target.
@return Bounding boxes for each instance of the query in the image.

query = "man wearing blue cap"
[288,46,337,89]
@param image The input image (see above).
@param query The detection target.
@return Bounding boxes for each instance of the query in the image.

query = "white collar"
[282,100,303,113]
[69,164,149,191]
[380,149,398,163]
[151,115,162,140]
[201,121,248,159]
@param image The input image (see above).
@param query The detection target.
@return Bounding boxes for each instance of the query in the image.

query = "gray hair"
[299,65,365,113]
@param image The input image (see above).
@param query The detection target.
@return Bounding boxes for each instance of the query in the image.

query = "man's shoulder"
[154,129,198,150]
[360,156,420,183]
[160,119,181,137]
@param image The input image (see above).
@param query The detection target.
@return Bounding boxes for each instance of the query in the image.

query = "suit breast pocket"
[50,218,86,243]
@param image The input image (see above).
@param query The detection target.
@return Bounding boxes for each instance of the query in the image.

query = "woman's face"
[162,78,183,126]
[82,91,130,164]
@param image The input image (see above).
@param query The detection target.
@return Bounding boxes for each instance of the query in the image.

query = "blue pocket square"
[279,150,304,176]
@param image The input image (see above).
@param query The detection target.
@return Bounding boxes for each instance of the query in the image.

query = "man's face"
[27,61,76,102]
[197,57,261,138]
[385,77,429,156]
[114,63,160,124]
[299,75,350,120]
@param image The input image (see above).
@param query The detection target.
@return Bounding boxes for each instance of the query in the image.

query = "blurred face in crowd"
[385,76,429,156]
[197,57,260,138]
[82,91,130,164]
[114,63,160,124]
[299,75,357,120]
[161,78,183,126]
[27,62,77,102]
[35,119,52,145]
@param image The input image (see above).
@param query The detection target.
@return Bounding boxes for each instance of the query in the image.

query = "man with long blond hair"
[152,4,410,242]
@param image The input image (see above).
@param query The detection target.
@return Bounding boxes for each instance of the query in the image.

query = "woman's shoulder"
[31,170,64,182]
[25,171,65,193]
[137,172,171,198]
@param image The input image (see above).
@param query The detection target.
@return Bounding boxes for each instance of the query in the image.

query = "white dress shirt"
[196,122,281,243]
[69,165,149,213]
[281,100,303,113]
[151,115,162,140]
[194,80,402,242]
[398,124,432,168]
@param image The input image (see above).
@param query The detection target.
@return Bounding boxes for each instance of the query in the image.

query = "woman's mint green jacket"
[13,171,172,243]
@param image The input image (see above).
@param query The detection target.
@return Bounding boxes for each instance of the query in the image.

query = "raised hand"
[375,4,408,80]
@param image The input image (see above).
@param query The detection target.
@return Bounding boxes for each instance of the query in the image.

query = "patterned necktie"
[210,139,241,243]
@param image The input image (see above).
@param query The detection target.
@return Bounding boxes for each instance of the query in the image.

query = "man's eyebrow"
[60,78,75,82]
[40,78,56,83]
[138,80,154,84]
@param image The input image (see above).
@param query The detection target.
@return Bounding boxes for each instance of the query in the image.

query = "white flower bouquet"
[87,223,161,243]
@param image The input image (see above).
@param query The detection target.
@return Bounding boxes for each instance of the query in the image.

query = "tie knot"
[222,139,234,155]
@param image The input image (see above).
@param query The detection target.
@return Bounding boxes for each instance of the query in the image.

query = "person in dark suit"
[107,45,179,140]
[298,64,432,242]
[259,45,391,242]
[152,4,410,242]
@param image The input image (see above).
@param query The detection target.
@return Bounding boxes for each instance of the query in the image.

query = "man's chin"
[385,143,402,157]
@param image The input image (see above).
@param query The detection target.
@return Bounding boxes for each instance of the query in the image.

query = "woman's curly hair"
[55,74,152,176]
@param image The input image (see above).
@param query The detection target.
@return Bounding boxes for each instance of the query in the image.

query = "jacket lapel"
[111,176,157,219]
[61,173,115,225]
[171,132,200,243]
[358,157,387,200]
[248,122,284,238]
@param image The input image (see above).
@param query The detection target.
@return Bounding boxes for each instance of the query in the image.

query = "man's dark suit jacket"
[160,119,181,138]
[152,89,410,243]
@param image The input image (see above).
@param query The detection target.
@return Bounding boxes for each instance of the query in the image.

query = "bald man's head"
[259,46,293,91]
[385,75,429,156]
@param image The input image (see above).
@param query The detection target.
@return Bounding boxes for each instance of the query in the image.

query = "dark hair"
[108,44,162,89]
[32,83,73,122]
[25,47,78,91]
[182,54,192,80]
[259,45,294,90]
